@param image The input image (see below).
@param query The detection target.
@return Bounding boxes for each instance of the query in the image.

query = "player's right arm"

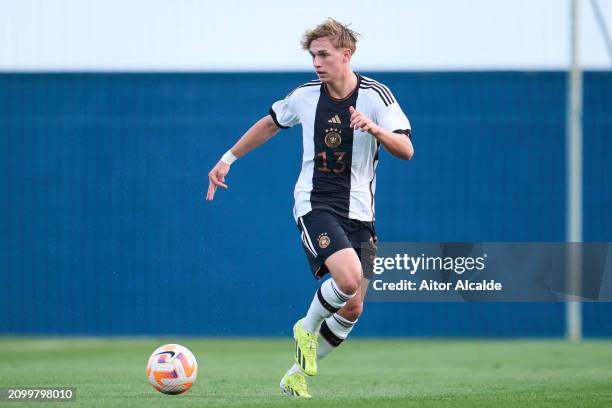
[206,115,279,201]
[207,85,302,201]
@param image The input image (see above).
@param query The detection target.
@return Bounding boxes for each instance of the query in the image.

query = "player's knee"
[334,272,361,295]
[327,249,363,295]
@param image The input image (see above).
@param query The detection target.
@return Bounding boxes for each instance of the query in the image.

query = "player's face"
[309,37,350,83]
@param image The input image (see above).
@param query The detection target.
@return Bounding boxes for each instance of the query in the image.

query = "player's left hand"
[349,106,378,134]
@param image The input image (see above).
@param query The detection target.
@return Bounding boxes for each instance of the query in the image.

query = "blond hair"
[301,18,360,55]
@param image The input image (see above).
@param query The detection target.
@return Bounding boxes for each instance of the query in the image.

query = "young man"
[206,19,413,398]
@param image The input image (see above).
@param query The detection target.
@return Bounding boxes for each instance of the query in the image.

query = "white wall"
[0,0,610,71]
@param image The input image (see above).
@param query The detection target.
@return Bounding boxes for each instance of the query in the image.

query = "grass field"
[1,338,611,407]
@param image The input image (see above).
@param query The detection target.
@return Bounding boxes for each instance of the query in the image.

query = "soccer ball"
[146,344,198,395]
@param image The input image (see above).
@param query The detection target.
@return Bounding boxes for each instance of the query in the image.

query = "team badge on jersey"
[324,128,342,148]
[317,233,331,249]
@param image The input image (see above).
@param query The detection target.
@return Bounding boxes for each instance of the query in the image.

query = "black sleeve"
[393,129,412,139]
[269,108,290,130]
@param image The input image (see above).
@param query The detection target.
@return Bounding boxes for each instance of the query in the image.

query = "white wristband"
[220,150,237,166]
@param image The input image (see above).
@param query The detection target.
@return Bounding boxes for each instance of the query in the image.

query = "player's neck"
[325,71,358,100]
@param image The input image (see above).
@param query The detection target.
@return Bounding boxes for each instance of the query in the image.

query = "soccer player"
[206,19,413,398]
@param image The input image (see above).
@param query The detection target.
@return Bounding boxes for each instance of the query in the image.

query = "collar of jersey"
[323,72,361,102]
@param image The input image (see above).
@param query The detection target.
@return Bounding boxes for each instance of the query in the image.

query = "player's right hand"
[206,161,230,201]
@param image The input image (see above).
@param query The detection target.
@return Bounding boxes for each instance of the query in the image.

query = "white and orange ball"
[146,344,198,395]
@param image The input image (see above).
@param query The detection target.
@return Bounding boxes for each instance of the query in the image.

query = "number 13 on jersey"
[317,151,347,174]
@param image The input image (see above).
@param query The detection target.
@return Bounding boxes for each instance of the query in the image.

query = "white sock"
[317,313,357,360]
[302,279,354,334]
[285,363,304,377]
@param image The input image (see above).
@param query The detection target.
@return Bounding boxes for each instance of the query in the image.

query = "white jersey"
[270,74,411,222]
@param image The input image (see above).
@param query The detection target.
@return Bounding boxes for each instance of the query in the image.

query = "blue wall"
[1,72,611,336]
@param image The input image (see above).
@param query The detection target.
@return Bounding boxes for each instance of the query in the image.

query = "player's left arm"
[349,106,413,160]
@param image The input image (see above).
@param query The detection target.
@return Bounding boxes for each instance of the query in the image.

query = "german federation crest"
[317,233,331,249]
[325,128,342,148]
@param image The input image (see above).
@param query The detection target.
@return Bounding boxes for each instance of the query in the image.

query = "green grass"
[1,338,611,407]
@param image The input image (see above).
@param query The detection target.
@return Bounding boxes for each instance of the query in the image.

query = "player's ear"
[343,48,352,62]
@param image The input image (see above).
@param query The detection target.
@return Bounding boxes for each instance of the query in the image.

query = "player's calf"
[302,277,355,335]
[317,284,365,360]
[337,295,363,322]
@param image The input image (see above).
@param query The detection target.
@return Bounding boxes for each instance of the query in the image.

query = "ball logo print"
[146,344,198,395]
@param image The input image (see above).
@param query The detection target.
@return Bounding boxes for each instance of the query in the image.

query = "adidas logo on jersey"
[328,115,341,124]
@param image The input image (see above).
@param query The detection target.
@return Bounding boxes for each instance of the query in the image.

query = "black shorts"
[296,209,378,280]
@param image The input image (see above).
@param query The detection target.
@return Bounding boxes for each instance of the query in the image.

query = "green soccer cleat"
[293,318,318,376]
[280,371,312,398]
